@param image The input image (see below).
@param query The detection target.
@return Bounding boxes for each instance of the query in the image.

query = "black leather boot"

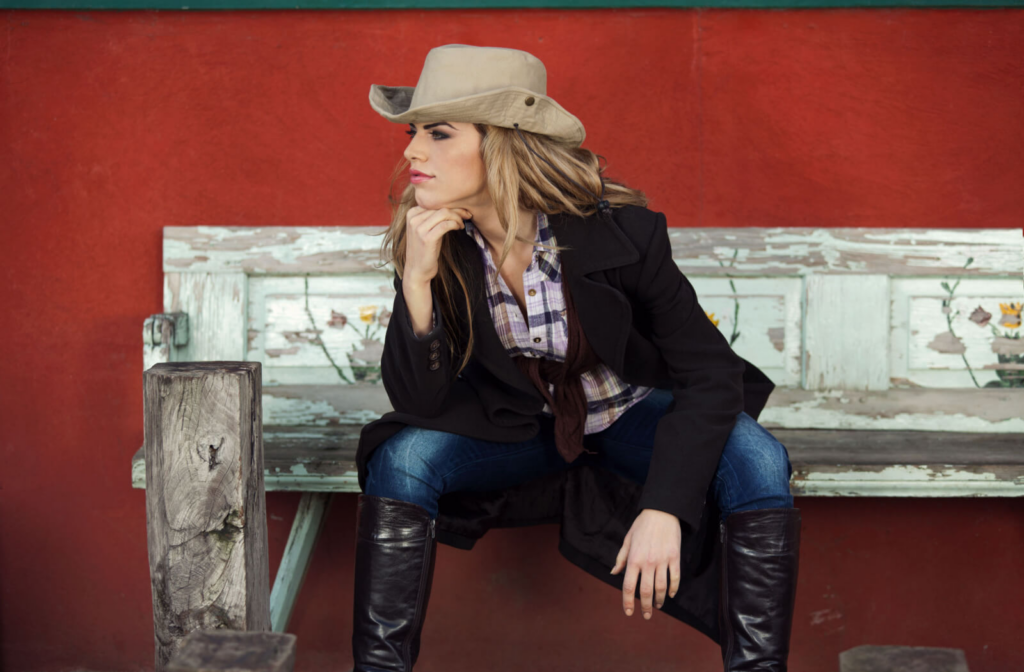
[351,494,438,672]
[718,508,801,671]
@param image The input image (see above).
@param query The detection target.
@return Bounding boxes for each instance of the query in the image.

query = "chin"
[416,194,457,210]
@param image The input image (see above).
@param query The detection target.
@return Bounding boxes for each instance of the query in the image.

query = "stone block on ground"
[840,645,969,672]
[166,629,297,672]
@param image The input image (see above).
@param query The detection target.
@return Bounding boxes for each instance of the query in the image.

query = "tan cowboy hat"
[368,44,587,147]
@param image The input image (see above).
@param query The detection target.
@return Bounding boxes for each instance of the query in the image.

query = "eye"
[405,129,448,140]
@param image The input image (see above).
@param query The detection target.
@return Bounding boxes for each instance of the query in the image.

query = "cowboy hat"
[368,44,586,147]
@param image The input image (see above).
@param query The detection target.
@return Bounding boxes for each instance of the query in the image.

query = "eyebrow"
[410,122,457,131]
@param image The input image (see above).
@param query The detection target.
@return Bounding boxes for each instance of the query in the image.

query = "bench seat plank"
[778,429,1024,496]
[131,426,1024,497]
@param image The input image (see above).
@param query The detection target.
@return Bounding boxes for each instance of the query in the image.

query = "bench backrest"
[145,225,1023,433]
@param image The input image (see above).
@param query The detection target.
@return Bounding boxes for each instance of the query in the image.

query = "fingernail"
[644,612,651,620]
[625,609,632,616]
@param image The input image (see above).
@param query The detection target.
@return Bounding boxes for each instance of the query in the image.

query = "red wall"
[1,8,1021,671]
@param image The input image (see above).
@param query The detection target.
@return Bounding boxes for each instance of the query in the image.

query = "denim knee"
[364,426,449,518]
[714,412,795,518]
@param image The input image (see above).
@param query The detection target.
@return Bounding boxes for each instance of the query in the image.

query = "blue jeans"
[365,387,794,520]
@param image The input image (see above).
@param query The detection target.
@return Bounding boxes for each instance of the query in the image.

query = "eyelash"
[406,129,448,140]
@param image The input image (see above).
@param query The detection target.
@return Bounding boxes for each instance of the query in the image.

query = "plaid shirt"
[463,211,655,434]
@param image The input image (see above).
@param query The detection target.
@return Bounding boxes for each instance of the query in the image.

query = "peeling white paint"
[667,227,1021,276]
[763,403,1024,433]
[800,465,1002,483]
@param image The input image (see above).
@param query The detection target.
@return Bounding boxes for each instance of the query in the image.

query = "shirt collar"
[464,211,559,281]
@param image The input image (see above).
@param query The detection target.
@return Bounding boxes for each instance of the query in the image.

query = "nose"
[403,130,428,164]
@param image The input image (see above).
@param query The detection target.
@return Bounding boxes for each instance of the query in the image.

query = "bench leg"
[270,492,333,632]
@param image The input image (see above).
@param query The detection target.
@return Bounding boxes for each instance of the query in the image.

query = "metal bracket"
[144,313,190,369]
[143,312,189,347]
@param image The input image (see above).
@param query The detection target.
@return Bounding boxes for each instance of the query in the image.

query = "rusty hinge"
[144,313,189,368]
[144,312,189,347]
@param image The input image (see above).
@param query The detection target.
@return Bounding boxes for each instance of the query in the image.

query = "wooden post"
[144,362,271,669]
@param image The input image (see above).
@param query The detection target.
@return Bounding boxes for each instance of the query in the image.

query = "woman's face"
[403,121,488,211]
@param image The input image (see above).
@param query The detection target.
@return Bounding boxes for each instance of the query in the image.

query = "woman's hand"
[609,508,681,619]
[403,205,474,287]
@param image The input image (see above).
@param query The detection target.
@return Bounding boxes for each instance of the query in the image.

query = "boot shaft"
[719,507,802,672]
[352,495,438,672]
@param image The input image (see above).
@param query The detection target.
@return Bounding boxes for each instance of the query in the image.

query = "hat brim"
[369,84,586,147]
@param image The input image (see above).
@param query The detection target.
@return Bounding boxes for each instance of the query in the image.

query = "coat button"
[528,289,536,296]
[429,361,440,370]
[429,351,440,361]
[430,339,440,350]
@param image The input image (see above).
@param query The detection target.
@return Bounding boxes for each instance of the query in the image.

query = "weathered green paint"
[269,492,332,632]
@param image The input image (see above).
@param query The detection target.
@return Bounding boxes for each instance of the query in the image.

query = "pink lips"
[410,171,433,184]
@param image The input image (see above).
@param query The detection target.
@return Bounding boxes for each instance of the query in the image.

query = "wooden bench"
[132,224,1024,632]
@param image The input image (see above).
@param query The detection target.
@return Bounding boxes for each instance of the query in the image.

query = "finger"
[418,209,469,236]
[408,206,451,230]
[610,529,631,575]
[423,218,465,243]
[670,558,680,599]
[409,211,456,240]
[406,206,427,225]
[450,207,473,223]
[654,562,668,610]
[417,206,471,223]
[639,563,654,620]
[621,561,639,617]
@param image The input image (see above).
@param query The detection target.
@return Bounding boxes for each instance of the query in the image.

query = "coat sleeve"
[632,211,746,533]
[380,270,456,418]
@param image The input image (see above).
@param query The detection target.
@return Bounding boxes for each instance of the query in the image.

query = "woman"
[354,44,801,671]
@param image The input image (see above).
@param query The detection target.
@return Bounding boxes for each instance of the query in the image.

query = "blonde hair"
[376,123,649,377]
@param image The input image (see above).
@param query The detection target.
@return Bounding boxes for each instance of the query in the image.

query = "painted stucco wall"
[1,8,1021,671]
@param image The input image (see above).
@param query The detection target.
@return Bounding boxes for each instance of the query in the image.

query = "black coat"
[356,204,776,643]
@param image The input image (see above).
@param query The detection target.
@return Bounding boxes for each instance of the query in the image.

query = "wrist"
[642,508,679,522]
[403,273,432,291]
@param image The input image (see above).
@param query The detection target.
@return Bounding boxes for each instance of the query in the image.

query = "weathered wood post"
[144,362,272,669]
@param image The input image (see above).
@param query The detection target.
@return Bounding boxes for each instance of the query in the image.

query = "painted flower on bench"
[324,304,392,383]
[966,301,1022,388]
[997,302,1022,329]
[937,259,1021,388]
[967,303,1022,330]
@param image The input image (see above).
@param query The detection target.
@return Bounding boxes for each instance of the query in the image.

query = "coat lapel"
[453,209,640,395]
[549,210,640,373]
